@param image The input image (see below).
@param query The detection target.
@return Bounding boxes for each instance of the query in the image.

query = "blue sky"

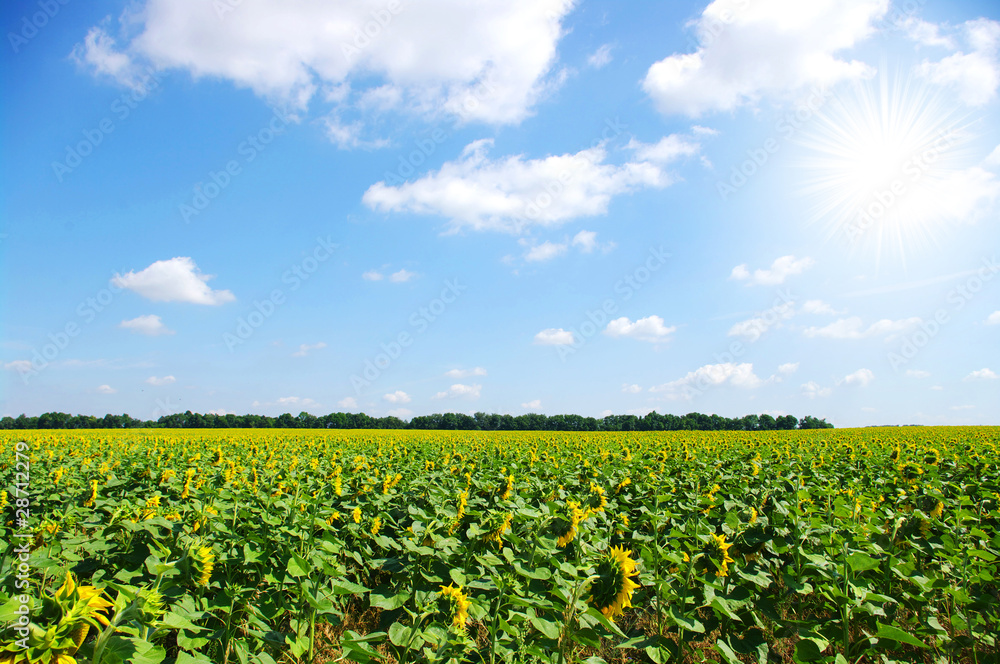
[2,0,998,426]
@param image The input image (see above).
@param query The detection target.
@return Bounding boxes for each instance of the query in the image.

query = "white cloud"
[145,375,176,386]
[730,255,814,286]
[604,316,676,343]
[906,370,931,378]
[363,139,674,233]
[986,311,1000,325]
[76,0,576,127]
[4,360,34,374]
[571,230,597,253]
[900,17,955,49]
[801,381,832,399]
[362,270,384,281]
[916,19,1000,107]
[525,241,568,262]
[71,26,150,90]
[96,384,117,394]
[622,383,642,394]
[522,399,542,410]
[207,409,235,416]
[728,302,795,342]
[930,385,944,391]
[587,44,614,69]
[987,145,1000,167]
[802,300,843,315]
[965,368,998,380]
[119,314,175,336]
[383,390,412,404]
[253,396,320,409]
[390,269,416,283]
[338,397,358,409]
[387,408,414,419]
[534,328,575,345]
[433,383,482,399]
[951,404,975,411]
[626,134,701,164]
[778,362,799,375]
[650,362,763,400]
[445,367,487,378]
[803,316,921,340]
[642,0,885,117]
[841,368,875,387]
[292,342,327,357]
[112,257,234,305]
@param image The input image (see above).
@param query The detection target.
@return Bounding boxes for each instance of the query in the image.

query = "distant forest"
[0,411,834,431]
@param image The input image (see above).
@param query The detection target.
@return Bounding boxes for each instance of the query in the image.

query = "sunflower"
[352,507,362,523]
[370,516,382,536]
[929,500,944,519]
[0,572,115,664]
[483,511,512,546]
[194,546,215,586]
[437,584,471,630]
[588,546,640,620]
[923,447,940,466]
[700,533,735,578]
[551,500,587,548]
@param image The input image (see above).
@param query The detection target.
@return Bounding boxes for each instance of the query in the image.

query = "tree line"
[0,411,834,431]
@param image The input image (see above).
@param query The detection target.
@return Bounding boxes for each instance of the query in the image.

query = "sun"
[794,67,978,264]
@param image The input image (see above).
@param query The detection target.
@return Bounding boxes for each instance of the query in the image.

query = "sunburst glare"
[795,67,982,266]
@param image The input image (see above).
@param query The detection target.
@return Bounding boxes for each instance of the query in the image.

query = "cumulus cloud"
[803,316,921,340]
[145,375,176,386]
[622,383,642,394]
[433,383,482,399]
[525,241,568,262]
[571,230,598,253]
[363,138,677,233]
[801,381,832,399]
[987,311,1000,325]
[730,255,814,286]
[916,19,1000,107]
[650,362,763,400]
[362,270,384,281]
[534,328,575,345]
[840,368,875,387]
[390,269,416,283]
[96,384,117,394]
[383,390,412,404]
[292,342,327,357]
[587,44,614,69]
[119,314,175,336]
[387,408,414,419]
[338,397,359,409]
[3,360,33,374]
[778,362,799,375]
[74,0,576,128]
[604,316,676,343]
[445,367,487,378]
[642,0,885,117]
[728,302,795,342]
[522,399,542,409]
[112,258,234,305]
[965,368,998,380]
[802,300,844,315]
[252,396,320,409]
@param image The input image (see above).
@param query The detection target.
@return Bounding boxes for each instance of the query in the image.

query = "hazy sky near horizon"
[2,0,998,426]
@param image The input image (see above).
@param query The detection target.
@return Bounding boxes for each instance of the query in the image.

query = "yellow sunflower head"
[588,546,640,620]
[699,533,735,578]
[437,584,471,630]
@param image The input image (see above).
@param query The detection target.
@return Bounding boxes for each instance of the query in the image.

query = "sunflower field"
[1,427,998,664]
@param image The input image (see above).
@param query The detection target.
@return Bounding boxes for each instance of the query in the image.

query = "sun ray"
[794,64,983,268]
